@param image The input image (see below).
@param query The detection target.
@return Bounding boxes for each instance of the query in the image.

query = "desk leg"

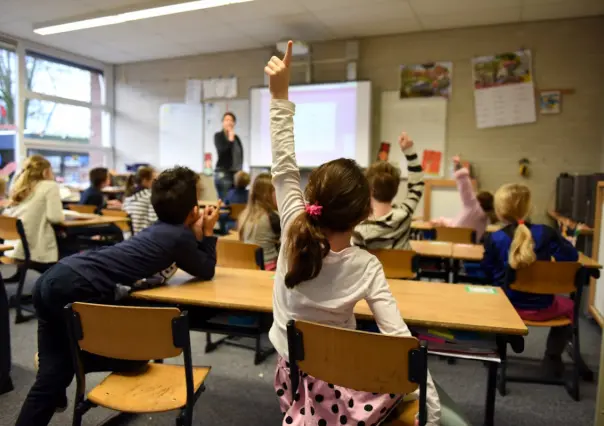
[484,361,498,426]
[452,259,460,283]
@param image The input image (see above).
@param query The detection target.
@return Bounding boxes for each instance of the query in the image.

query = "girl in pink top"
[432,157,495,242]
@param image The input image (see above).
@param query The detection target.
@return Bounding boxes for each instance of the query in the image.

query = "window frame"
[16,39,114,167]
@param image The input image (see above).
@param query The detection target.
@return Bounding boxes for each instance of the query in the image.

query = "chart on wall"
[380,91,447,178]
[159,103,203,172]
[472,49,537,129]
[203,99,250,173]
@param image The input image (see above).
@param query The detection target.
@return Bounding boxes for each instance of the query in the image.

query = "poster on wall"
[539,90,562,114]
[421,150,443,176]
[471,49,536,129]
[399,62,452,99]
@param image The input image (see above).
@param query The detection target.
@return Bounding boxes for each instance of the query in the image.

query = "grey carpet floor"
[0,272,600,426]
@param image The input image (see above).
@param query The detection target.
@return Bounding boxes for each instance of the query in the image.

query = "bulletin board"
[589,182,604,328]
[380,91,448,178]
[203,99,250,172]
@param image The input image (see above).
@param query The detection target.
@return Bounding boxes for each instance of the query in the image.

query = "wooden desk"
[451,243,602,270]
[132,267,527,336]
[132,267,525,426]
[221,231,239,241]
[411,221,502,234]
[410,240,452,258]
[59,215,130,228]
[548,210,593,236]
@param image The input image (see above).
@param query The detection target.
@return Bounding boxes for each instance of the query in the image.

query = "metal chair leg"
[14,267,31,324]
[568,324,581,401]
[497,344,508,396]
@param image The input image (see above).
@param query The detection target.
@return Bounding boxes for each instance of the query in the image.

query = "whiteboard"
[595,200,604,320]
[380,92,447,177]
[429,186,463,220]
[203,99,250,172]
[159,104,203,172]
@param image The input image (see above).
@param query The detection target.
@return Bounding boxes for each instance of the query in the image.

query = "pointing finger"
[283,40,293,67]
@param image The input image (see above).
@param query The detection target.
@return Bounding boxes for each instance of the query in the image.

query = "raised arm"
[397,133,424,215]
[452,157,477,208]
[265,41,305,229]
[365,260,440,426]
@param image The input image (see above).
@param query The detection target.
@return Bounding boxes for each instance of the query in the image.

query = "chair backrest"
[0,216,30,260]
[66,303,184,361]
[287,320,428,424]
[69,204,97,214]
[229,203,247,221]
[217,239,264,270]
[507,261,581,295]
[101,209,131,233]
[369,249,418,279]
[435,227,476,244]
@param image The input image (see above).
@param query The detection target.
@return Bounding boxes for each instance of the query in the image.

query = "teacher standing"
[214,112,243,201]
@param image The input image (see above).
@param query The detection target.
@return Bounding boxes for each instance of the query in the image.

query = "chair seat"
[0,256,23,265]
[385,400,418,426]
[87,363,210,413]
[524,317,571,327]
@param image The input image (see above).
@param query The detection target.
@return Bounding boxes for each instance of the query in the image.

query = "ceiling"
[0,0,603,64]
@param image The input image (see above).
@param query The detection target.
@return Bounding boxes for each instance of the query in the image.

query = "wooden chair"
[228,203,246,222]
[209,240,269,364]
[216,239,264,270]
[101,209,133,234]
[435,227,476,244]
[370,249,419,279]
[499,261,585,400]
[0,216,35,324]
[64,303,210,426]
[68,204,97,214]
[287,320,429,425]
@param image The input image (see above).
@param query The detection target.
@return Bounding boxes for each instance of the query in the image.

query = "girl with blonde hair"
[4,155,64,268]
[238,172,280,270]
[482,183,578,377]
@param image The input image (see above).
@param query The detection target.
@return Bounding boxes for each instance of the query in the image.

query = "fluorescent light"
[34,0,253,35]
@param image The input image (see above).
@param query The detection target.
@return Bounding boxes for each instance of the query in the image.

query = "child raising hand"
[265,41,441,426]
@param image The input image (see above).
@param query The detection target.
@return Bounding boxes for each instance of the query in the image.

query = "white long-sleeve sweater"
[267,99,440,426]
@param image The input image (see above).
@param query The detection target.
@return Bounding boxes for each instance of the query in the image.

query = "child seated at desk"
[225,170,250,205]
[431,156,495,243]
[80,167,121,213]
[352,132,424,250]
[3,155,64,271]
[482,183,578,377]
[264,43,440,426]
[238,172,280,270]
[15,166,221,426]
[123,166,157,234]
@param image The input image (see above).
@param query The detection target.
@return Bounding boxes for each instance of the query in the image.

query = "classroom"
[1,1,604,425]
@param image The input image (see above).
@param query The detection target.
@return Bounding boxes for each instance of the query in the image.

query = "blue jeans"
[214,170,234,201]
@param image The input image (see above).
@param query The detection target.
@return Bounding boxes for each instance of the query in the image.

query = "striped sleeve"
[398,145,424,215]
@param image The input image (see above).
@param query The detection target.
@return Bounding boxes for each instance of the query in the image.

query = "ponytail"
[124,175,136,197]
[284,211,330,288]
[508,223,536,269]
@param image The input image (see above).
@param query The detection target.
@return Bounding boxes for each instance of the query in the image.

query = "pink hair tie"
[305,203,323,218]
[518,220,525,225]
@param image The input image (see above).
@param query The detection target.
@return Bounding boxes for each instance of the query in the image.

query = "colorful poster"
[377,142,390,162]
[471,49,536,129]
[539,90,561,114]
[399,62,452,99]
[422,150,442,176]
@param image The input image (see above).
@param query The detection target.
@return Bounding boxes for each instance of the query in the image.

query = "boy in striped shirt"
[352,132,424,250]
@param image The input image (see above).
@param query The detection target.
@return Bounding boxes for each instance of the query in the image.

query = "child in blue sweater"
[482,183,578,376]
[16,166,221,426]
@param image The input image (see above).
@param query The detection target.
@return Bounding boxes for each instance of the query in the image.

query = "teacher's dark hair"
[223,112,236,123]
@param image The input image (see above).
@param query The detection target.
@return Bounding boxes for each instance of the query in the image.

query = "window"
[23,51,109,148]
[26,53,105,105]
[27,148,105,184]
[0,47,17,127]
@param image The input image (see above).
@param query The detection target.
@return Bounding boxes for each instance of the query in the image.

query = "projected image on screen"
[250,82,371,168]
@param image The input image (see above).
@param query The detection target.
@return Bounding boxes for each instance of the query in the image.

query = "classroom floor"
[0,273,600,426]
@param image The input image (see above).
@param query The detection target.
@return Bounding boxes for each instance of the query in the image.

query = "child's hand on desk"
[264,40,292,100]
[202,200,222,237]
[107,199,122,209]
[398,132,414,151]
